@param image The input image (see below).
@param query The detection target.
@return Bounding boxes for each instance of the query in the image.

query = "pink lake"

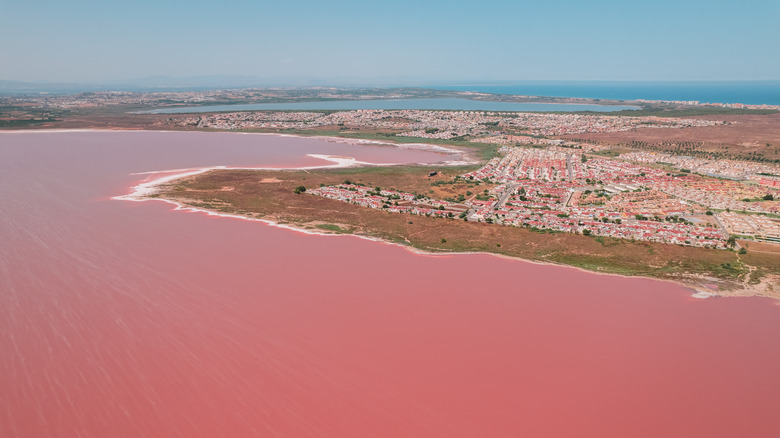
[1,130,779,437]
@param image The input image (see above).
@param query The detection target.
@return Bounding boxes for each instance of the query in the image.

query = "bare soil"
[155,167,780,298]
[560,114,780,160]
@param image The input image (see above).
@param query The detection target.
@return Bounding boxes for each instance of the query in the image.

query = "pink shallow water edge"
[1,131,779,438]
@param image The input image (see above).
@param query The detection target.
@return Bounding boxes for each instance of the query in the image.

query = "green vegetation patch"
[315,223,352,234]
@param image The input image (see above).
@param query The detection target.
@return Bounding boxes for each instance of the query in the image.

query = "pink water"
[1,130,779,437]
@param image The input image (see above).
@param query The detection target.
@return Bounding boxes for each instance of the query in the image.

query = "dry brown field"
[156,167,779,297]
[560,113,780,159]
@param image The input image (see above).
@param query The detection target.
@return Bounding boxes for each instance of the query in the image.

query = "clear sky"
[1,0,778,84]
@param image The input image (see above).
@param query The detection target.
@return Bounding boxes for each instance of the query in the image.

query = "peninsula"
[4,87,779,297]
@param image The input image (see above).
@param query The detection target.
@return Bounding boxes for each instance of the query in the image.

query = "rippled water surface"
[1,130,779,437]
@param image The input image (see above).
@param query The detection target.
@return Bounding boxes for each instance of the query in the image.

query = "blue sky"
[1,0,778,84]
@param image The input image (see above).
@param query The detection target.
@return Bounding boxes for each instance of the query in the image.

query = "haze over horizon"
[2,0,779,84]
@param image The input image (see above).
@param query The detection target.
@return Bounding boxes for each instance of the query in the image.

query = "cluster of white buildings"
[497,113,721,136]
[469,135,607,151]
[309,146,747,248]
[10,88,413,110]
[195,109,501,138]
[634,99,780,111]
[461,150,727,247]
[717,212,780,241]
[462,147,581,182]
[303,133,780,247]
[195,111,323,129]
[192,109,722,139]
[17,90,270,109]
[651,177,779,214]
[621,151,780,180]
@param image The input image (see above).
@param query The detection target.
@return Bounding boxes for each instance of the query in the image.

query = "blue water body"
[145,98,639,114]
[432,81,780,106]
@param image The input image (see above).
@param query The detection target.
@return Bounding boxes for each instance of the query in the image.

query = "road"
[465,183,518,221]
[496,183,519,208]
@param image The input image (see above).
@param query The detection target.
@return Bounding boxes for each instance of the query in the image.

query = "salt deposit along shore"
[114,155,383,200]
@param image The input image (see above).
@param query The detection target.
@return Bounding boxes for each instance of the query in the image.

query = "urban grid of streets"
[310,146,780,248]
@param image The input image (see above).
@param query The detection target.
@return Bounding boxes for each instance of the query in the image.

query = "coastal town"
[3,87,779,251]
[0,88,431,110]
[3,86,779,112]
[309,145,780,248]
[185,109,723,139]
[161,106,778,166]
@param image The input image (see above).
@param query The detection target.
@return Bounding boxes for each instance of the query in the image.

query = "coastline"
[6,128,774,300]
[114,161,778,301]
[138,97,642,114]
[1,128,482,166]
[122,186,780,301]
[112,154,404,201]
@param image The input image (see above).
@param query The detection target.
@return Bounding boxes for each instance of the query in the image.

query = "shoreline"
[6,128,773,300]
[138,97,642,114]
[114,163,778,301]
[112,154,405,201]
[0,128,482,166]
[124,189,776,301]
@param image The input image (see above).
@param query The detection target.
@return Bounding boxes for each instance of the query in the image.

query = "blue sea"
[431,81,780,106]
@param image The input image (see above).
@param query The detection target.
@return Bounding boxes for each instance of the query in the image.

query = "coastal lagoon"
[145,97,639,114]
[1,130,779,437]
